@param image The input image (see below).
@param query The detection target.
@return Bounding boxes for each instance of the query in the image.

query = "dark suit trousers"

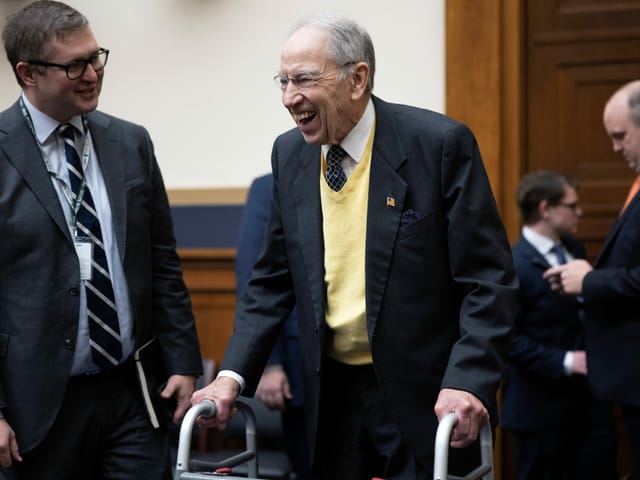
[5,361,171,480]
[314,358,428,480]
[621,404,640,475]
[282,405,311,480]
[511,398,617,480]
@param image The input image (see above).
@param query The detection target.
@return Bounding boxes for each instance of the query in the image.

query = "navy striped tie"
[60,124,122,370]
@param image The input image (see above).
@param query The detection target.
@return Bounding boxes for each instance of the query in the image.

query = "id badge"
[74,237,93,280]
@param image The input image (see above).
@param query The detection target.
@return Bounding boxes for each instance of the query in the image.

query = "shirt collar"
[21,93,84,143]
[522,225,557,255]
[322,98,375,163]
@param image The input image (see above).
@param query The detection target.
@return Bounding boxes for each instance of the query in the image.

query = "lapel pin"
[386,196,396,207]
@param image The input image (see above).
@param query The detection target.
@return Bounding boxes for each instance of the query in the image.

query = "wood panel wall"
[446,0,524,244]
[179,248,236,367]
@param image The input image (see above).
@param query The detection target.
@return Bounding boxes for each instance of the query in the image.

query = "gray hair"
[289,14,376,92]
[3,0,88,86]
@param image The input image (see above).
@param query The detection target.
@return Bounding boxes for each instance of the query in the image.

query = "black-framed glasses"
[557,201,579,211]
[273,61,356,91]
[28,48,109,80]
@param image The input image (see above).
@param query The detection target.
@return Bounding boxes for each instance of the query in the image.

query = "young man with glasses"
[502,170,617,479]
[193,14,517,479]
[0,1,202,478]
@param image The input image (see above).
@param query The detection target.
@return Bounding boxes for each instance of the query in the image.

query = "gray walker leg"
[175,400,260,480]
[433,413,494,480]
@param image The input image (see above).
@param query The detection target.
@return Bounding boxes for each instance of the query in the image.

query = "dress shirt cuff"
[563,351,574,376]
[217,369,245,393]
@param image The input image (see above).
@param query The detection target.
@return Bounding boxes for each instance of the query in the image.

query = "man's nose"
[81,63,99,81]
[282,82,302,107]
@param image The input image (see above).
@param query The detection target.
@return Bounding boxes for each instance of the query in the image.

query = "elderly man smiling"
[193,14,516,480]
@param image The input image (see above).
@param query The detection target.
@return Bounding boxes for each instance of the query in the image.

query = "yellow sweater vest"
[320,130,375,365]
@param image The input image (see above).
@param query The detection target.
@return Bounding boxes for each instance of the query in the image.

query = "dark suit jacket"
[0,101,202,452]
[584,188,640,406]
[501,235,591,430]
[235,173,304,407]
[221,96,517,466]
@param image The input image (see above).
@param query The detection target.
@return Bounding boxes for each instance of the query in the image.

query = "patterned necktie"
[326,145,348,191]
[550,244,567,265]
[60,124,122,370]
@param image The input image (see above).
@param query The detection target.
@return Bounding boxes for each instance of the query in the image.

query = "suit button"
[315,367,320,376]
[64,338,74,350]
[69,287,79,296]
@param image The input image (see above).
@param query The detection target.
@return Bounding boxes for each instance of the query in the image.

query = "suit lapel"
[289,97,410,335]
[519,237,551,270]
[0,102,72,245]
[292,142,326,330]
[596,193,640,266]
[365,97,408,334]
[86,112,127,262]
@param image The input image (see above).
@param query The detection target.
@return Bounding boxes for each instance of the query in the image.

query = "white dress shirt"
[21,94,134,374]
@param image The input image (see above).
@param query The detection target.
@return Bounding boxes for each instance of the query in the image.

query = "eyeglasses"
[273,62,356,91]
[28,48,109,80]
[557,202,579,211]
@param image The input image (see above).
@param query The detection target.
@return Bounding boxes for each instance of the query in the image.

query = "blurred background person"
[501,170,617,479]
[235,172,310,480]
[544,80,640,473]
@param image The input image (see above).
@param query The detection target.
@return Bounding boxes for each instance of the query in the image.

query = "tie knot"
[327,144,347,167]
[59,123,77,141]
[59,123,84,145]
[550,244,567,265]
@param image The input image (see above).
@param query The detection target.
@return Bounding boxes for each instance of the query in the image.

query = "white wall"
[0,0,444,189]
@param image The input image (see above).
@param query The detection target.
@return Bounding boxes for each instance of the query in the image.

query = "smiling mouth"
[293,111,316,125]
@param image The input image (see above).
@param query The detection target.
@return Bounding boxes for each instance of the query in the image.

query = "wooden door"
[525,0,640,260]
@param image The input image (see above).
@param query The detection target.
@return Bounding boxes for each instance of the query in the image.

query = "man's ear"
[15,61,38,87]
[350,62,370,100]
[539,199,551,219]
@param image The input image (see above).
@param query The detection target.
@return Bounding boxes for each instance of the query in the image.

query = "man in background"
[193,14,516,479]
[545,80,640,472]
[502,170,617,479]
[0,1,202,478]
[235,172,310,479]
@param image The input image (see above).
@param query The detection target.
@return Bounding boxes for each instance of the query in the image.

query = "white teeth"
[293,111,314,121]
